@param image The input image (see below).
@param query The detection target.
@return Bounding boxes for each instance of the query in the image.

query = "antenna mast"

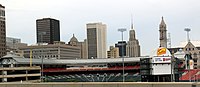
[167,33,171,48]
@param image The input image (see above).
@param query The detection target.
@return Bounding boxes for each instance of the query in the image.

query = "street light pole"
[184,28,191,82]
[118,28,126,82]
[38,32,46,82]
[184,28,191,43]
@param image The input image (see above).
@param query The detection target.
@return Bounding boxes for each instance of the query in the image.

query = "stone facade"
[68,34,88,59]
[169,41,200,69]
[107,46,119,58]
[18,42,81,59]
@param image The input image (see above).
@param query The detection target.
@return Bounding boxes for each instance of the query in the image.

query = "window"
[194,53,197,58]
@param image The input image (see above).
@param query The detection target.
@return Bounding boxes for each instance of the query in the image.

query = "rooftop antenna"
[167,33,171,48]
[131,14,134,30]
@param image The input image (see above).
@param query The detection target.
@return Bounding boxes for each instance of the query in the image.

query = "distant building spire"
[129,15,135,41]
[160,16,166,28]
[131,15,134,30]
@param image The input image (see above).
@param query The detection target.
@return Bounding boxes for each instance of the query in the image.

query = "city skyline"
[1,0,200,56]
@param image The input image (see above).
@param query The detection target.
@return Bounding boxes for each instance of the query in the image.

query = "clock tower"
[159,17,167,48]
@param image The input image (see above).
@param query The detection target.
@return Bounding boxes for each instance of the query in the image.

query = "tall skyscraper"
[159,17,167,48]
[0,4,6,58]
[36,18,60,44]
[87,22,107,59]
[126,18,140,57]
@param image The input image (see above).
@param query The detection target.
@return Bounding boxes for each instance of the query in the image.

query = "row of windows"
[185,48,195,51]
[0,36,5,39]
[0,25,5,27]
[0,32,5,35]
[0,40,5,43]
[32,55,59,58]
[0,51,6,55]
[0,21,5,23]
[0,44,5,47]
[192,52,200,58]
[0,28,5,32]
[0,10,5,16]
[23,49,59,53]
[0,47,6,50]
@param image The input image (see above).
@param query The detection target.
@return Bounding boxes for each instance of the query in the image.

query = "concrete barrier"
[0,82,199,87]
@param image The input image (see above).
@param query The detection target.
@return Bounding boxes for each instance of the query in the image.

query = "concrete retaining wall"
[0,82,199,87]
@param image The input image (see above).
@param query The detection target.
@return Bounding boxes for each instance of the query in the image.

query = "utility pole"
[118,28,126,82]
[38,32,46,82]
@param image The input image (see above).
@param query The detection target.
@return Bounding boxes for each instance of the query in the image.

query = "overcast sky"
[1,0,200,56]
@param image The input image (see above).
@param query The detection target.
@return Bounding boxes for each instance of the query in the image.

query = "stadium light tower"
[184,28,191,43]
[184,28,191,82]
[118,28,126,82]
[38,31,46,82]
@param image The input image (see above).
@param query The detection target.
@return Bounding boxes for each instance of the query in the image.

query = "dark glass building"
[36,18,60,44]
[115,41,127,57]
[0,4,6,58]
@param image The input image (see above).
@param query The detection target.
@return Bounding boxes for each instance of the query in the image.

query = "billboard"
[152,64,172,75]
[152,56,171,63]
[151,47,173,75]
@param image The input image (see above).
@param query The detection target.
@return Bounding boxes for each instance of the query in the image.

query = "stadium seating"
[44,72,141,82]
[179,69,199,81]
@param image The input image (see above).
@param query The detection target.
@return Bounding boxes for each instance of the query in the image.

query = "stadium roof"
[1,54,143,65]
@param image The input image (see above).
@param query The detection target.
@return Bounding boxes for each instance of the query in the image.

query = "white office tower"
[87,22,107,59]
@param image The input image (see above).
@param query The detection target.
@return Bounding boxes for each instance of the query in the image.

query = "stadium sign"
[150,47,172,57]
[157,47,167,56]
[152,56,171,63]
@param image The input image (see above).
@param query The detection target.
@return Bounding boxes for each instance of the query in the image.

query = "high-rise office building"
[0,4,6,58]
[87,22,107,59]
[126,19,140,57]
[159,17,167,48]
[36,18,60,44]
[115,41,127,57]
